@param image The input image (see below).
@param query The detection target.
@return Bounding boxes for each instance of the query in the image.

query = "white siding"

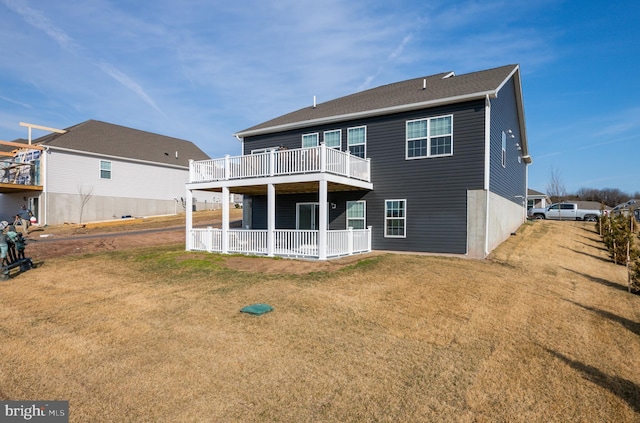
[46,150,188,199]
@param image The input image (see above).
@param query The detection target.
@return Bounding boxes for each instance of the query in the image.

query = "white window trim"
[323,129,342,149]
[302,132,319,148]
[384,199,407,238]
[100,160,111,180]
[346,200,366,229]
[405,115,453,160]
[347,126,366,158]
[501,131,507,168]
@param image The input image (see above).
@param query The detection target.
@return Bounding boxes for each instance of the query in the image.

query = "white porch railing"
[188,227,372,259]
[189,144,371,183]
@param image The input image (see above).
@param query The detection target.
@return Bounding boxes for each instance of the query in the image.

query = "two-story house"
[185,64,531,259]
[0,120,211,225]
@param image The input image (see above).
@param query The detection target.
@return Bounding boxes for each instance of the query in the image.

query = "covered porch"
[185,144,373,260]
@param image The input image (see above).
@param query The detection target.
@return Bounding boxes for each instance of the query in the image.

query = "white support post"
[367,226,373,252]
[188,159,194,183]
[222,186,229,254]
[318,180,328,260]
[267,183,275,257]
[185,189,193,251]
[347,227,353,255]
[320,143,326,172]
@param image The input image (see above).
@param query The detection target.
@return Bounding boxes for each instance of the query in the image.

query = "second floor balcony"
[189,144,371,185]
[0,159,42,193]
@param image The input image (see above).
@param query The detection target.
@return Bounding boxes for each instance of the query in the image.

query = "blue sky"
[1,0,638,195]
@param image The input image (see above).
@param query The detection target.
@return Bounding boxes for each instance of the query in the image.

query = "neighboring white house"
[0,120,215,225]
[527,189,550,209]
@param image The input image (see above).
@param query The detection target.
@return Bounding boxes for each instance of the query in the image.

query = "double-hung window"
[347,126,366,158]
[324,129,341,149]
[100,160,111,179]
[406,115,453,159]
[302,133,319,148]
[385,199,406,238]
[346,201,366,229]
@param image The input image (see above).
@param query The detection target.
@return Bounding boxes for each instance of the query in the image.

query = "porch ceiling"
[0,184,43,194]
[200,181,367,196]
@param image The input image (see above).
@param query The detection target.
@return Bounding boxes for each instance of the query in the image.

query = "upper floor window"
[100,160,111,179]
[323,129,341,149]
[406,115,453,159]
[385,199,406,238]
[346,200,366,229]
[347,126,366,158]
[501,131,507,167]
[302,133,319,148]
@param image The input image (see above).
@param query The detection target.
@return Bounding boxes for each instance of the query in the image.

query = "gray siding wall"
[489,78,527,204]
[244,99,487,254]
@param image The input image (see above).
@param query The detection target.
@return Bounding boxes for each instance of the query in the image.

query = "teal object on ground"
[240,303,274,315]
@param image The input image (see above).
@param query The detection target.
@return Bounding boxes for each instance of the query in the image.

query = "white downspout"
[484,95,491,256]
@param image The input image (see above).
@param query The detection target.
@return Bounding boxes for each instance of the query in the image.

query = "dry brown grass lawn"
[1,219,639,422]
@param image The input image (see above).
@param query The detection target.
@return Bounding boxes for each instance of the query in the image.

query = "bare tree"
[546,166,566,203]
[78,185,95,226]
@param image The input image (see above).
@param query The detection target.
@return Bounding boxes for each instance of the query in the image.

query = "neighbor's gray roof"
[236,64,521,138]
[33,120,209,167]
[528,189,548,197]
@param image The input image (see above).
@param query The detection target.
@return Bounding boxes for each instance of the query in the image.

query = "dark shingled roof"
[236,64,520,137]
[33,120,209,167]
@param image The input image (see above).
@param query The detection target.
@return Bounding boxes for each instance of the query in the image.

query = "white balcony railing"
[188,227,372,259]
[189,144,370,184]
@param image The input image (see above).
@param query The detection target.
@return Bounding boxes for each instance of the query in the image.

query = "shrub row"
[596,212,640,293]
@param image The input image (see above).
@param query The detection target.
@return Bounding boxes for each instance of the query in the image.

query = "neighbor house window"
[302,133,319,148]
[347,126,366,158]
[385,199,406,238]
[501,131,507,167]
[324,129,341,149]
[406,115,452,159]
[346,201,366,229]
[100,160,111,179]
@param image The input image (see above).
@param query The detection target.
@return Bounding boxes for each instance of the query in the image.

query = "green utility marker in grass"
[240,303,274,316]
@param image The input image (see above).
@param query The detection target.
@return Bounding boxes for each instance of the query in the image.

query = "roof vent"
[422,79,426,90]
[313,96,317,108]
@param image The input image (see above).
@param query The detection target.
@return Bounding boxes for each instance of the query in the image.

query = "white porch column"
[267,183,275,257]
[221,186,229,254]
[185,189,193,251]
[318,180,328,260]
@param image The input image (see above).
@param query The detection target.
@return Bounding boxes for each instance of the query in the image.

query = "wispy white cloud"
[0,0,576,162]
[0,95,31,109]
[2,0,78,51]
[96,61,164,115]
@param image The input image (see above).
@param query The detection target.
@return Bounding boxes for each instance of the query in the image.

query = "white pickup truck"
[527,202,601,222]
